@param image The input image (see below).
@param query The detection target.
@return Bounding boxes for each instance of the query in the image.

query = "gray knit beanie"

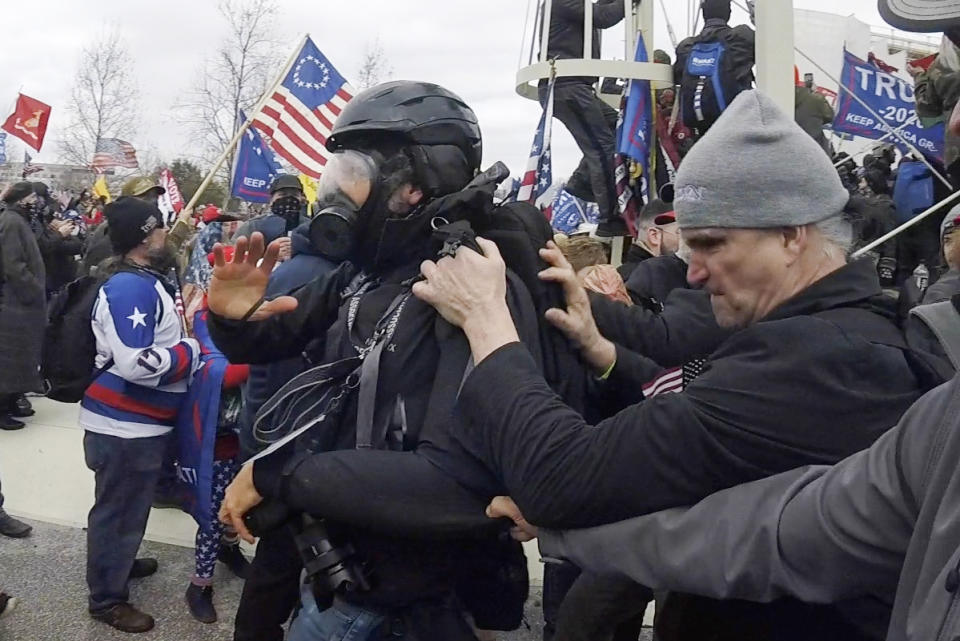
[674,90,849,230]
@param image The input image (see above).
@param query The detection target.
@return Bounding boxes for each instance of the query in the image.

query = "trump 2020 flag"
[517,76,555,218]
[252,37,354,178]
[833,49,944,163]
[232,110,283,203]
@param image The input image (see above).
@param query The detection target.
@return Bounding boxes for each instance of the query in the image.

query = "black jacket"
[616,243,654,281]
[455,259,938,528]
[35,224,81,293]
[624,254,690,310]
[544,0,626,83]
[455,259,946,639]
[674,19,756,89]
[209,188,544,610]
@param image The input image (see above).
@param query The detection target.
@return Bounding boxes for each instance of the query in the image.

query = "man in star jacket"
[80,197,200,634]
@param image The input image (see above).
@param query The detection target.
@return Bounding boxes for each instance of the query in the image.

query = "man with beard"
[80,197,200,634]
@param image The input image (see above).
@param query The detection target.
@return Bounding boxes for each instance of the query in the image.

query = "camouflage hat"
[120,176,166,198]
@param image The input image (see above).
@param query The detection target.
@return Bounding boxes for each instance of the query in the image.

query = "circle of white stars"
[293,55,330,91]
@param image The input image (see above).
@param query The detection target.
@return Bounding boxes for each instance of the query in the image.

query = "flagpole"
[853,189,960,258]
[184,33,310,213]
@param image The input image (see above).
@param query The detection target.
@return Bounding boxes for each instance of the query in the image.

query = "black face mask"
[271,196,304,231]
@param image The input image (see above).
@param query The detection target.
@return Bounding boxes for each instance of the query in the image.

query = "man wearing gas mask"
[207,81,556,641]
[234,174,309,249]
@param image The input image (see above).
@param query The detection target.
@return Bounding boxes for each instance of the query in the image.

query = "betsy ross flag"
[92,138,138,172]
[252,37,354,178]
[517,75,555,218]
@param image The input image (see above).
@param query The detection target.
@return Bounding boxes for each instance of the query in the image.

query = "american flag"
[92,138,138,172]
[21,151,42,178]
[517,76,555,218]
[642,366,683,398]
[252,37,354,179]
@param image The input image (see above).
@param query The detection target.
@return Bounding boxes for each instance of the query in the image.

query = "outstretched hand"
[207,232,299,322]
[538,241,615,373]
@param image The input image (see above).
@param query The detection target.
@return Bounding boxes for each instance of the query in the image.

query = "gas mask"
[309,150,382,261]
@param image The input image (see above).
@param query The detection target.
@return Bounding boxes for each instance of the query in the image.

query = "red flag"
[1,94,51,151]
[908,54,937,74]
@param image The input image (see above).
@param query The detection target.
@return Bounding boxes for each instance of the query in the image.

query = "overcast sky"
[0,0,916,183]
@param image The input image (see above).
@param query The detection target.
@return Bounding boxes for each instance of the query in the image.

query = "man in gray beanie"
[412,89,952,639]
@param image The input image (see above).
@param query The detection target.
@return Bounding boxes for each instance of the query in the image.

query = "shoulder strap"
[910,302,960,370]
[355,289,412,450]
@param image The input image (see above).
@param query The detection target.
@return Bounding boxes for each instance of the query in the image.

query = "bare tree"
[179,0,280,187]
[59,30,139,166]
[356,38,394,89]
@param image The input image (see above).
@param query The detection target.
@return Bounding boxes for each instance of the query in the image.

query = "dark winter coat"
[0,205,46,393]
[794,85,835,152]
[616,243,655,281]
[624,254,690,310]
[543,0,626,84]
[81,224,113,276]
[35,224,81,294]
[209,188,544,611]
[452,258,945,641]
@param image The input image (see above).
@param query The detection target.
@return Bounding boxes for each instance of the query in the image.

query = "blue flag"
[833,49,944,163]
[617,34,653,167]
[551,189,600,235]
[176,310,228,530]
[0,133,6,165]
[232,110,283,203]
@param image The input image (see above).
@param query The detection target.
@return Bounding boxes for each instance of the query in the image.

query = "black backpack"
[435,162,590,415]
[42,275,111,403]
[680,36,745,132]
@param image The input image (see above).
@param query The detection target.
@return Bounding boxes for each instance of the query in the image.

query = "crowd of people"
[1,1,960,640]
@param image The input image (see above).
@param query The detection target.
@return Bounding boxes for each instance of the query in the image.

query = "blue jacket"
[238,221,337,458]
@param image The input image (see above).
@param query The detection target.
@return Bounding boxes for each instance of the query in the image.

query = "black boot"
[9,394,33,418]
[0,510,31,538]
[0,414,24,431]
[129,558,159,579]
[185,584,217,624]
[217,543,250,579]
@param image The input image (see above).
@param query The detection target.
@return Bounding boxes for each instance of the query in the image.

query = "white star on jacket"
[127,307,147,329]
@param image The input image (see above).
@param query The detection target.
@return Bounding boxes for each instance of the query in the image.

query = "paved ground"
[0,519,653,641]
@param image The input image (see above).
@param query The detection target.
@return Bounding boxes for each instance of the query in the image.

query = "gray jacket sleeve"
[539,380,956,605]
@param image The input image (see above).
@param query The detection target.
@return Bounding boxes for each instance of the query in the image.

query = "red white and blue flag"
[252,37,355,178]
[517,76,555,218]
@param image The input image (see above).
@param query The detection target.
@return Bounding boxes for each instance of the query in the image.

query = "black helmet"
[327,81,482,197]
[269,174,303,195]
